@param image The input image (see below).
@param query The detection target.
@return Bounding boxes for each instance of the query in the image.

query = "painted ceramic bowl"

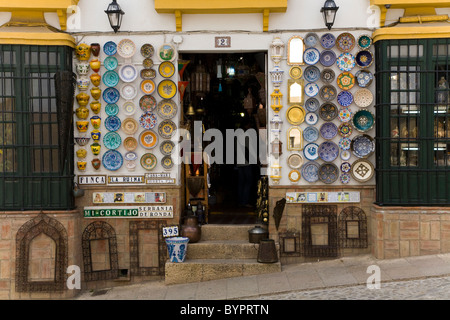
[355,50,374,68]
[352,109,375,132]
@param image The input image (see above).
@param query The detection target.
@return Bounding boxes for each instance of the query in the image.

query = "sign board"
[78,175,107,185]
[84,205,174,218]
[286,192,360,204]
[93,192,166,204]
[215,36,231,48]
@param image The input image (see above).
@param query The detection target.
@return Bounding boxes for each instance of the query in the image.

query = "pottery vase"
[90,59,101,73]
[91,87,102,100]
[77,161,87,171]
[90,101,101,114]
[76,62,90,76]
[75,43,91,61]
[76,76,90,91]
[90,73,101,87]
[165,237,189,263]
[90,143,101,155]
[90,43,101,57]
[91,158,101,170]
[76,121,89,132]
[76,92,90,106]
[180,215,201,243]
[90,116,101,129]
[75,106,89,119]
[76,148,87,159]
[91,129,101,142]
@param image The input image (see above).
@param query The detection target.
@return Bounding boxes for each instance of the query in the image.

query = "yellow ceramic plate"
[139,130,158,149]
[159,61,175,78]
[288,170,301,182]
[286,105,306,125]
[289,66,303,79]
[141,79,156,95]
[157,80,177,99]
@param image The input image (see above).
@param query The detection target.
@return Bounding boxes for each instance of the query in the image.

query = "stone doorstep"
[186,240,261,260]
[200,224,259,241]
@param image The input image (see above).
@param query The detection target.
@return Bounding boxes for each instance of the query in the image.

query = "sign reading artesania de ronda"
[83,206,174,218]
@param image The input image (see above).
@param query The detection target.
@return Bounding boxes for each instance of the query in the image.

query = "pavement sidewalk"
[74,253,450,300]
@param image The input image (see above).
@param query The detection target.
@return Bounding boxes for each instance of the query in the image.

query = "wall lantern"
[270,89,283,113]
[105,0,125,33]
[321,0,339,30]
[270,37,285,66]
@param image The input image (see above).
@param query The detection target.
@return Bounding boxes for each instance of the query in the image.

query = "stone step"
[200,224,263,241]
[165,259,282,285]
[186,240,260,260]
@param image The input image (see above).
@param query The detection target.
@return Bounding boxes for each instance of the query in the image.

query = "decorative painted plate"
[301,161,320,183]
[320,122,338,140]
[351,158,375,182]
[158,43,176,62]
[161,155,174,170]
[336,32,356,52]
[288,170,301,183]
[123,137,138,151]
[319,163,339,184]
[286,105,306,125]
[139,95,157,112]
[123,101,136,116]
[338,107,353,122]
[354,88,373,108]
[289,66,303,79]
[102,150,123,171]
[357,34,373,50]
[157,80,177,99]
[305,98,320,113]
[305,112,319,125]
[104,115,121,132]
[139,112,157,130]
[157,99,178,119]
[303,126,319,143]
[141,79,156,95]
[336,53,356,72]
[121,118,139,135]
[103,87,120,104]
[103,41,117,56]
[320,85,337,101]
[319,50,337,67]
[355,50,374,68]
[287,153,304,169]
[158,120,177,139]
[119,64,138,83]
[337,91,353,107]
[139,130,158,149]
[336,72,355,91]
[340,173,351,184]
[159,61,175,78]
[319,103,338,121]
[304,66,321,82]
[305,33,319,47]
[351,134,375,158]
[318,141,339,162]
[103,70,119,87]
[321,68,335,83]
[124,151,138,161]
[303,48,321,65]
[104,56,118,70]
[352,109,375,132]
[117,39,136,58]
[340,162,352,173]
[339,137,352,150]
[143,58,154,69]
[341,150,351,161]
[141,43,155,58]
[303,143,319,161]
[140,153,157,170]
[305,83,319,97]
[160,140,175,156]
[355,70,374,88]
[105,103,119,116]
[338,122,353,137]
[121,84,138,100]
[141,68,156,80]
[103,131,121,150]
[320,33,336,49]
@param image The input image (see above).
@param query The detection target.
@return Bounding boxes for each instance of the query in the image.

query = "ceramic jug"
[77,161,87,171]
[77,76,90,91]
[75,43,91,61]
[76,92,90,106]
[90,143,101,155]
[90,73,101,86]
[76,62,90,76]
[91,158,101,170]
[91,87,102,100]
[90,116,101,129]
[90,43,100,57]
[76,121,89,132]
[90,101,101,114]
[90,59,101,73]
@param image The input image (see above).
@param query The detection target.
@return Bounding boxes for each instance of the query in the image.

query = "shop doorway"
[179,52,267,224]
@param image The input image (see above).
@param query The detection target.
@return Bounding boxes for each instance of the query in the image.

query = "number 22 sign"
[215,37,231,48]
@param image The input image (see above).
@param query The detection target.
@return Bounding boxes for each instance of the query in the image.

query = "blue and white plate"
[321,33,336,49]
[318,141,339,162]
[339,137,352,150]
[103,70,119,87]
[305,112,319,125]
[341,150,351,161]
[355,50,374,68]
[103,41,117,56]
[104,56,118,71]
[351,134,375,158]
[320,122,338,140]
[103,87,120,104]
[337,91,353,107]
[102,150,123,171]
[105,103,119,116]
[305,83,320,97]
[303,143,319,161]
[336,52,356,72]
[301,161,320,183]
[124,151,138,161]
[305,98,320,113]
[320,50,337,67]
[303,48,320,65]
[355,70,374,88]
[340,162,351,173]
[303,126,319,143]
[139,112,157,130]
[103,131,122,150]
[104,115,121,132]
[119,64,138,83]
[305,33,319,47]
[304,66,320,82]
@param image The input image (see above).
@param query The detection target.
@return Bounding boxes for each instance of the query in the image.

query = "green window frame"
[376,39,450,206]
[0,45,74,210]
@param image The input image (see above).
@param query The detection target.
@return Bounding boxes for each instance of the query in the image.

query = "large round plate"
[337,91,353,107]
[318,163,339,184]
[123,137,138,151]
[105,103,119,116]
[121,118,139,135]
[158,43,176,62]
[119,64,138,83]
[117,39,136,58]
[160,140,175,155]
[305,112,319,125]
[103,41,117,56]
[286,105,306,125]
[103,87,120,104]
[139,112,157,130]
[351,134,375,158]
[305,98,320,113]
[161,155,174,170]
[102,150,123,171]
[104,56,118,70]
[320,85,337,101]
[123,101,136,116]
[338,107,353,122]
[352,109,375,132]
[139,130,158,149]
[305,83,319,97]
[305,33,319,47]
[289,66,303,79]
[103,70,119,87]
[141,68,156,80]
[339,137,352,150]
[355,50,374,68]
[320,50,337,67]
[140,153,157,170]
[303,143,319,161]
[303,126,319,143]
[319,103,338,121]
[157,80,177,99]
[158,120,177,139]
[105,115,121,131]
[103,131,121,150]
[354,88,373,108]
[303,48,320,65]
[288,170,301,183]
[336,53,356,72]
[121,84,138,100]
[355,70,374,88]
[141,43,155,58]
[336,33,356,52]
[337,72,355,91]
[321,68,335,83]
[320,122,338,140]
[139,95,157,112]
[159,61,175,78]
[338,123,353,137]
[287,153,304,169]
[304,66,320,82]
[357,35,373,50]
[157,99,178,119]
[318,141,339,162]
[301,161,320,183]
[141,80,156,95]
[351,158,375,182]
[321,33,336,49]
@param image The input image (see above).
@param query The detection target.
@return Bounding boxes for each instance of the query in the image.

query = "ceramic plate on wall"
[158,43,176,62]
[157,80,177,99]
[319,103,338,121]
[161,155,174,170]
[337,72,355,91]
[119,64,138,83]
[104,115,121,132]
[352,109,375,132]
[338,107,353,122]
[123,137,138,151]
[336,53,356,72]
[303,143,319,161]
[321,68,335,83]
[305,112,319,125]
[305,83,319,97]
[105,103,119,116]
[139,95,157,112]
[140,153,157,170]
[304,66,321,82]
[320,122,338,140]
[354,89,374,108]
[117,39,136,58]
[338,122,353,137]
[159,61,176,78]
[350,158,374,182]
[103,87,120,104]
[303,126,319,143]
[318,163,339,184]
[355,70,374,88]
[303,48,320,65]
[351,134,375,158]
[305,98,320,113]
[320,85,337,101]
[289,66,303,79]
[103,131,121,150]
[141,43,155,58]
[319,50,337,67]
[141,79,156,95]
[139,130,158,149]
[121,118,139,135]
[157,99,178,119]
[123,101,136,116]
[301,161,320,183]
[139,112,157,130]
[288,170,301,183]
[103,41,117,56]
[104,56,118,70]
[336,33,356,52]
[121,84,138,100]
[357,34,373,50]
[102,150,123,171]
[320,33,336,49]
[304,33,319,47]
[102,70,119,87]
[318,141,339,162]
[287,153,304,169]
[337,91,353,107]
[158,120,177,139]
[286,105,306,125]
[160,140,175,156]
[355,50,374,68]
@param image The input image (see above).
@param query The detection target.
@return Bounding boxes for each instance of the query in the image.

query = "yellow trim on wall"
[373,25,450,42]
[371,0,450,8]
[0,29,76,47]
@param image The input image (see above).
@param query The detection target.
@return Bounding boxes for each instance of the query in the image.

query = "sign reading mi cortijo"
[83,206,174,218]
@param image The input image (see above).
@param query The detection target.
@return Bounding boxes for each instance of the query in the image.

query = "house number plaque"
[215,36,231,48]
